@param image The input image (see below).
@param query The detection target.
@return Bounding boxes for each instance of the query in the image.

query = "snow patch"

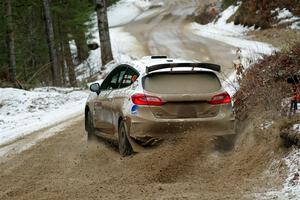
[263,148,300,199]
[294,124,300,133]
[108,0,161,27]
[260,121,274,130]
[0,88,88,146]
[272,8,300,29]
[291,21,300,30]
[0,116,82,162]
[276,8,294,20]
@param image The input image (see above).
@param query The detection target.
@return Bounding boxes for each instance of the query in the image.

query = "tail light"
[131,93,165,106]
[208,92,231,105]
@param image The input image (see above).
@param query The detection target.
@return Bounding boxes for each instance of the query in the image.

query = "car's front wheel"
[118,120,133,156]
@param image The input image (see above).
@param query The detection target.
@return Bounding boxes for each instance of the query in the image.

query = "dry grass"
[228,0,300,29]
[234,43,300,121]
[248,28,300,49]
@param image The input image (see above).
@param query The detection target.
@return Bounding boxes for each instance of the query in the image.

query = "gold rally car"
[85,56,235,156]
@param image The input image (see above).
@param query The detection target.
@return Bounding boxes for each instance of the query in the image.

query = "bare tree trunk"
[95,0,113,69]
[58,41,66,85]
[6,0,17,83]
[64,40,77,87]
[56,14,66,86]
[75,34,89,64]
[42,0,62,86]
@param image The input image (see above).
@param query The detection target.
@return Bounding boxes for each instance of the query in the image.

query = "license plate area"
[151,102,219,119]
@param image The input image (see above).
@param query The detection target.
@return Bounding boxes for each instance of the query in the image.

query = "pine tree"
[5,0,17,84]
[0,0,105,87]
[52,0,94,86]
[42,0,62,86]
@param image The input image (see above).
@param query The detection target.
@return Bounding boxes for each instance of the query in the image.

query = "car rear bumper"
[130,118,235,137]
[123,104,235,151]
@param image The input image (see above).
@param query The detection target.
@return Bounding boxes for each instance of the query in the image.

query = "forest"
[0,0,117,88]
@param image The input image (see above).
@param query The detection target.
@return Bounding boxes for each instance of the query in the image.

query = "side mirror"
[87,43,99,50]
[90,83,101,95]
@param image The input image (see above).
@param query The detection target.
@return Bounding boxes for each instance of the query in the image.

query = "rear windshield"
[143,72,221,94]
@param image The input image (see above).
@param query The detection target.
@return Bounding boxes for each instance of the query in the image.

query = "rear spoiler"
[145,63,221,74]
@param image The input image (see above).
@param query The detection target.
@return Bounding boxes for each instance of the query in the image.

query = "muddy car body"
[85,56,235,156]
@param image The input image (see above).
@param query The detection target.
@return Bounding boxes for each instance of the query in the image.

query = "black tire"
[87,111,96,141]
[118,120,133,156]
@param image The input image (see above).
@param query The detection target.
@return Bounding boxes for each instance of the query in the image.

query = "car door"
[110,66,140,129]
[93,69,119,133]
[93,66,128,134]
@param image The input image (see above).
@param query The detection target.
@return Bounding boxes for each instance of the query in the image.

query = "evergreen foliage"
[221,0,238,10]
[0,0,119,87]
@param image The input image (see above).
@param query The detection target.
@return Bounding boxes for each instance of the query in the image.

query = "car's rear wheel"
[118,120,133,156]
[87,111,96,141]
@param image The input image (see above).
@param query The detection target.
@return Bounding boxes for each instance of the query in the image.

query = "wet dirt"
[0,117,287,200]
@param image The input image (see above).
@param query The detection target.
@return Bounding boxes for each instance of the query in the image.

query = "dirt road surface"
[0,1,288,199]
[125,0,236,77]
[0,117,286,200]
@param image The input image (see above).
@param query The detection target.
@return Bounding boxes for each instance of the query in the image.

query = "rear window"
[143,72,221,94]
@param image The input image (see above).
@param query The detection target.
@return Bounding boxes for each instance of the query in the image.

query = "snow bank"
[0,88,88,146]
[189,4,276,95]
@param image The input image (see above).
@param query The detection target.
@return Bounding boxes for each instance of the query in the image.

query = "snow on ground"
[189,4,277,95]
[108,0,163,27]
[291,22,300,30]
[272,8,300,29]
[258,123,300,200]
[190,4,275,67]
[0,115,82,162]
[77,0,158,81]
[0,88,88,146]
[263,148,300,199]
[78,17,146,81]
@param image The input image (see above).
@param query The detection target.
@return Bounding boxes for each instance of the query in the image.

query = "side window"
[119,67,139,88]
[100,66,128,90]
[118,71,126,84]
[108,73,120,90]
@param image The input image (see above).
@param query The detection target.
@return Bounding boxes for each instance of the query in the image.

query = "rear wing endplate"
[146,63,221,74]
